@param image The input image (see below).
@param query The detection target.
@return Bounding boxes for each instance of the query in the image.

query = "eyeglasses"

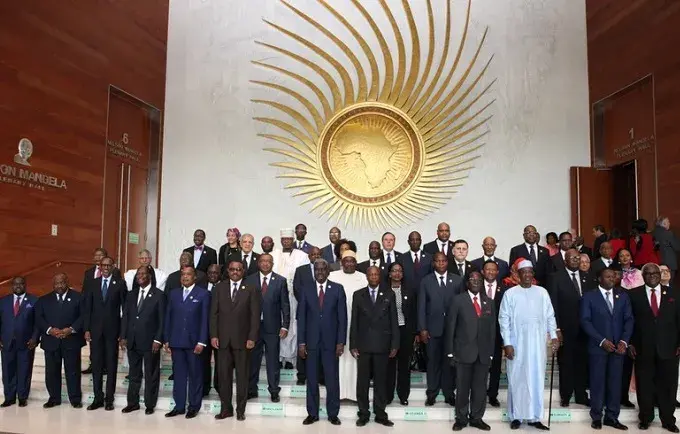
[228,267,244,272]
[643,271,661,276]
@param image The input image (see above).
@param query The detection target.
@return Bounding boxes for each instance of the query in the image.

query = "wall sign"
[0,138,68,191]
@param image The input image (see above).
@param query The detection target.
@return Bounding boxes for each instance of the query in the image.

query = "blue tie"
[386,252,392,265]
[371,288,376,304]
[101,278,109,299]
[183,288,191,301]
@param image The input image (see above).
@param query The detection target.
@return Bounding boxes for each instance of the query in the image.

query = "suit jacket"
[297,280,347,350]
[210,280,260,349]
[593,234,608,260]
[245,272,290,334]
[653,225,680,270]
[550,252,566,272]
[349,287,399,353]
[445,292,496,365]
[36,290,85,351]
[183,245,218,273]
[580,288,633,355]
[591,257,615,278]
[417,272,464,337]
[164,285,210,349]
[321,244,336,264]
[387,283,418,334]
[218,244,240,266]
[547,269,592,337]
[0,293,39,349]
[82,266,121,292]
[226,251,260,277]
[450,260,478,280]
[470,256,510,281]
[166,269,208,292]
[400,250,433,292]
[83,276,127,340]
[485,280,508,346]
[423,239,455,269]
[294,240,314,254]
[121,286,166,351]
[292,263,315,302]
[509,243,551,284]
[357,258,389,283]
[629,285,680,360]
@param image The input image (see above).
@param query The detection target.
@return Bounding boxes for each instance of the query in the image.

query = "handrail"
[0,259,91,286]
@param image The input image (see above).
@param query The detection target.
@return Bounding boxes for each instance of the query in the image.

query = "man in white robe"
[272,229,310,368]
[499,260,558,431]
[329,250,367,401]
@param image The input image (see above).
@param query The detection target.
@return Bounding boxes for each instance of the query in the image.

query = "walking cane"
[547,349,556,427]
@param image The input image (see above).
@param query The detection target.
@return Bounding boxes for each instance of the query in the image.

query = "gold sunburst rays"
[253,0,495,229]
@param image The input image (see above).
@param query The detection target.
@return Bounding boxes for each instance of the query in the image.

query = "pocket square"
[192,299,199,303]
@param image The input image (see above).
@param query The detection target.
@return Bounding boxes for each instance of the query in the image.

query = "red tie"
[473,296,481,317]
[262,276,268,295]
[318,284,325,308]
[95,266,101,279]
[651,289,659,317]
[487,283,493,299]
[13,297,20,317]
[441,243,446,254]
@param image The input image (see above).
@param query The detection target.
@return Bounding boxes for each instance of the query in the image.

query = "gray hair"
[138,249,152,257]
[241,233,254,242]
[656,215,669,226]
[641,263,661,274]
[313,258,329,268]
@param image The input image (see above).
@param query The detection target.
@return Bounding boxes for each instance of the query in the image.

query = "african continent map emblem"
[253,0,494,228]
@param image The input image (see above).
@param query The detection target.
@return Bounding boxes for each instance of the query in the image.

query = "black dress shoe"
[303,415,319,425]
[271,394,280,403]
[663,424,680,433]
[356,418,369,427]
[329,416,341,425]
[296,379,305,385]
[676,400,680,408]
[470,420,491,431]
[400,399,408,406]
[603,419,628,430]
[82,366,92,374]
[0,400,15,407]
[528,421,550,430]
[18,399,27,407]
[452,421,467,431]
[510,420,521,430]
[375,417,394,427]
[560,399,570,407]
[43,401,60,409]
[638,422,649,430]
[488,397,500,407]
[425,397,436,406]
[87,401,104,411]
[575,398,591,407]
[445,396,456,406]
[591,421,602,430]
[71,402,82,409]
[247,392,258,400]
[165,408,185,417]
[105,403,114,411]
[237,413,246,421]
[145,408,154,415]
[168,374,174,380]
[185,409,198,419]
[215,410,234,420]
[122,404,140,413]
[620,399,635,409]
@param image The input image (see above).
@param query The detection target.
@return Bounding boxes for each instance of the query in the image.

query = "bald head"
[437,222,451,242]
[482,237,497,256]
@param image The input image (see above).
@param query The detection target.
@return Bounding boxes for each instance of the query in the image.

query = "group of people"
[1,220,680,432]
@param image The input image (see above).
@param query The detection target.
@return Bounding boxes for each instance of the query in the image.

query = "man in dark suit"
[509,225,551,285]
[653,216,680,283]
[183,229,218,273]
[423,222,455,265]
[400,231,433,291]
[164,267,210,419]
[548,248,592,407]
[418,252,464,406]
[350,266,399,427]
[202,264,221,396]
[381,232,402,266]
[480,260,506,407]
[294,223,314,253]
[450,239,478,279]
[226,233,259,277]
[36,273,85,408]
[120,266,166,415]
[211,259,260,421]
[446,271,496,431]
[0,276,38,407]
[551,232,574,272]
[246,254,290,402]
[83,256,127,411]
[629,263,680,432]
[592,225,608,260]
[298,259,347,426]
[471,237,510,281]
[166,252,208,290]
[357,241,386,276]
[580,268,633,430]
[591,242,615,278]
[292,246,323,385]
[321,227,341,264]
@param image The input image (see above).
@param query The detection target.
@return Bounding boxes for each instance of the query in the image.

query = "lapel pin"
[449,279,452,283]
[663,291,667,295]
[241,286,245,290]
[189,296,193,300]
[67,298,71,302]
[615,295,619,299]
[404,296,408,300]
[379,292,383,296]
[483,301,487,305]
[272,276,275,281]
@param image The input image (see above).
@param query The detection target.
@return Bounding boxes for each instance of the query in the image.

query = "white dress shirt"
[435,271,447,285]
[230,280,243,298]
[383,250,395,263]
[370,258,381,267]
[138,284,151,304]
[601,257,613,268]
[317,280,328,295]
[484,280,498,299]
[483,255,496,263]
[525,243,539,259]
[411,250,422,262]
[207,282,215,292]
[193,246,203,268]
[13,293,25,307]
[567,269,582,296]
[439,240,449,255]
[242,251,253,269]
[646,284,662,307]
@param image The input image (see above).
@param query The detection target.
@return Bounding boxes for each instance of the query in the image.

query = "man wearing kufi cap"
[499,259,558,430]
[271,229,310,370]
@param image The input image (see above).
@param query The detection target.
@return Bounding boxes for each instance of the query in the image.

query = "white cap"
[518,259,533,270]
[280,228,294,238]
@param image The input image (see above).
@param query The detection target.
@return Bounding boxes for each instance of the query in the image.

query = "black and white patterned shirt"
[392,286,405,326]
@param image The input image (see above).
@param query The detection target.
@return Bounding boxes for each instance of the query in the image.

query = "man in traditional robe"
[499,260,558,431]
[330,250,367,401]
[271,228,310,369]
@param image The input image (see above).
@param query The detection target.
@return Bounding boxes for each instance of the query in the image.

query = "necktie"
[439,275,446,288]
[371,288,376,304]
[183,287,190,301]
[318,284,325,308]
[441,243,446,254]
[473,296,481,317]
[232,283,238,301]
[458,263,464,275]
[13,297,20,317]
[487,283,493,299]
[414,253,420,269]
[243,254,249,268]
[58,294,64,304]
[262,276,268,295]
[605,291,613,314]
[102,278,109,299]
[529,245,537,265]
[95,266,101,279]
[571,272,581,296]
[650,289,659,317]
[386,252,392,265]
[138,289,146,310]
[372,260,378,267]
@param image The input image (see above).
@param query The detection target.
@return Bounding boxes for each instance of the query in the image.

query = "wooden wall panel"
[587,0,680,228]
[0,1,168,293]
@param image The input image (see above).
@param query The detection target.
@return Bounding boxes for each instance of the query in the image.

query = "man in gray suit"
[446,271,496,431]
[653,216,680,283]
[418,252,464,406]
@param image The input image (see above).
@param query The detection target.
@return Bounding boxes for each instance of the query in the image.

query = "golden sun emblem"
[253,0,494,228]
